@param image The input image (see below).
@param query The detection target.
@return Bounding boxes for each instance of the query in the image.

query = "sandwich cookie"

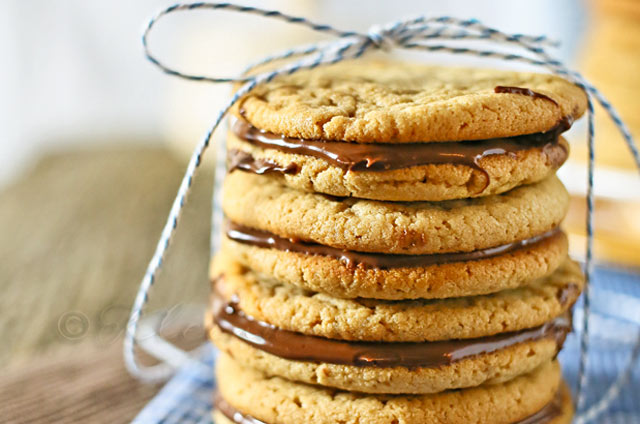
[227,120,571,202]
[230,61,586,201]
[213,355,572,424]
[222,172,569,255]
[222,172,569,299]
[207,256,582,394]
[222,223,568,300]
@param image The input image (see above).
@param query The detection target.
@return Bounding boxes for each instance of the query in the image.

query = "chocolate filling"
[212,293,571,368]
[214,388,564,424]
[494,85,560,106]
[229,116,570,175]
[228,149,299,175]
[226,221,562,269]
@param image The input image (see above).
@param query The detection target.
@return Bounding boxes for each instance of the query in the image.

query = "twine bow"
[125,3,640,423]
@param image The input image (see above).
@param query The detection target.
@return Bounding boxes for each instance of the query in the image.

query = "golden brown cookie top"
[236,60,587,143]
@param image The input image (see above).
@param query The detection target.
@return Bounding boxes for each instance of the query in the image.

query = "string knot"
[366,22,401,51]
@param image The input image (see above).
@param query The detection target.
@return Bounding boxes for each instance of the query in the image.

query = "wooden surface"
[0,146,214,422]
[1,342,160,423]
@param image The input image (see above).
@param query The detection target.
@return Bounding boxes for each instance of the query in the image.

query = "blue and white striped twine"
[124,3,640,423]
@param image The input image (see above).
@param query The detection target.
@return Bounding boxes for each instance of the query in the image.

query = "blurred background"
[1,0,638,422]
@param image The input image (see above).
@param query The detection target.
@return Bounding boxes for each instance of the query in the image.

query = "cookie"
[227,124,569,201]
[214,354,565,423]
[235,61,587,143]
[221,227,568,300]
[222,172,569,255]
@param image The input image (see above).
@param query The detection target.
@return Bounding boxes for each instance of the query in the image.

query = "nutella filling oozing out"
[225,220,563,270]
[211,291,572,369]
[228,115,571,177]
[228,149,299,175]
[494,85,560,106]
[214,384,565,424]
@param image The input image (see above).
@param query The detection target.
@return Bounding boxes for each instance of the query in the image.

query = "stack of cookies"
[208,61,587,424]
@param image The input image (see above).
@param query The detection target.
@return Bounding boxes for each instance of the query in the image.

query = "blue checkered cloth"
[133,266,640,424]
